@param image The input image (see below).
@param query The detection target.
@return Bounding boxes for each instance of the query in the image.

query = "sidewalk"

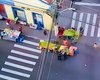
[0,20,55,41]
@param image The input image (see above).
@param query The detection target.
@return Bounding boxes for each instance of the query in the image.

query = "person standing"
[6,18,11,26]
[0,31,5,39]
[43,29,48,36]
[93,43,99,48]
[18,26,23,33]
[6,19,14,29]
[57,49,67,61]
[1,35,3,39]
[80,26,84,36]
[0,35,3,39]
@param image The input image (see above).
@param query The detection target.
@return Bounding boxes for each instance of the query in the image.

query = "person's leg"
[43,29,47,35]
[64,53,67,60]
[58,53,62,60]
[1,36,3,39]
[68,36,71,40]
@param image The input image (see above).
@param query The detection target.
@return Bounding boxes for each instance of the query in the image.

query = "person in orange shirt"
[63,39,70,48]
[69,46,78,56]
[69,49,74,56]
[63,39,67,45]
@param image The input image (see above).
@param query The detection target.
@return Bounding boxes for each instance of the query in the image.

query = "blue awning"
[0,0,14,5]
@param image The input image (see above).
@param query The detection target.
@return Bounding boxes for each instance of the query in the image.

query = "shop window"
[12,7,26,22]
[16,10,26,21]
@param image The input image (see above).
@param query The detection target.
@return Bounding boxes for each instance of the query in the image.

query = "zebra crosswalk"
[0,38,41,80]
[70,11,100,37]
[97,21,100,37]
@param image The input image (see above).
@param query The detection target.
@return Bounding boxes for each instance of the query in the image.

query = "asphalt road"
[0,0,100,80]
[0,39,14,69]
[41,39,100,80]
[0,37,44,80]
[41,0,100,80]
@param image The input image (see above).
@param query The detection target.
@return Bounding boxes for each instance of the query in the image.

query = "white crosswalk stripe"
[71,12,77,28]
[74,2,100,7]
[73,12,77,19]
[77,13,84,31]
[14,44,41,53]
[86,13,91,23]
[1,68,30,78]
[83,13,91,36]
[90,14,97,37]
[11,49,39,59]
[5,61,33,71]
[8,55,36,65]
[0,74,20,80]
[84,24,89,36]
[0,39,41,80]
[70,12,99,37]
[97,21,100,37]
[97,28,100,37]
[23,40,39,46]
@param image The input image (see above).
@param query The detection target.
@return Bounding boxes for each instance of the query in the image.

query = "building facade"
[42,0,54,4]
[0,0,54,30]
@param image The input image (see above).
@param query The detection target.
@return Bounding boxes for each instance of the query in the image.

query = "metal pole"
[70,1,73,8]
[37,1,57,80]
[37,23,54,80]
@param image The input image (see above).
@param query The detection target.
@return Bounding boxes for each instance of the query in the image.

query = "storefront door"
[33,13,44,30]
